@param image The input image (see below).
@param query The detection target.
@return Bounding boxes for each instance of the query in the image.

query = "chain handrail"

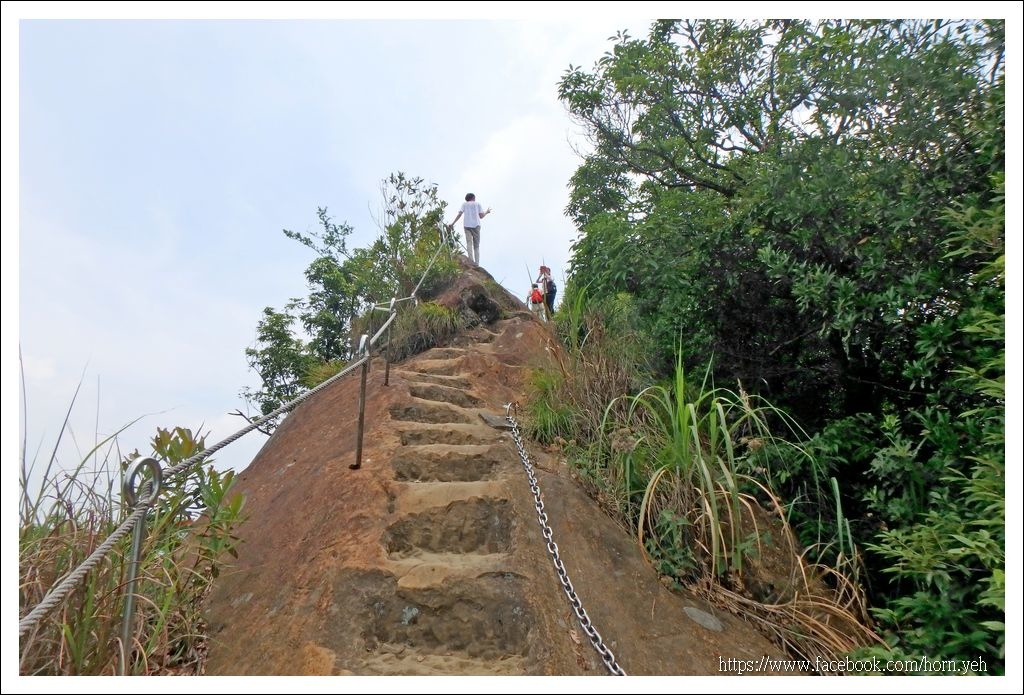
[504,403,627,676]
[19,236,454,639]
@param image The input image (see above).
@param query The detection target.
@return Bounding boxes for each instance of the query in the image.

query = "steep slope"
[204,267,786,675]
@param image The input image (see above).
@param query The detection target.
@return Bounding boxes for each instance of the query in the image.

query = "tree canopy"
[241,173,455,425]
[558,19,1005,669]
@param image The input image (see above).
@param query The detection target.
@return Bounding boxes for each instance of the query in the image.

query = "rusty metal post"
[384,297,396,386]
[118,457,161,675]
[351,334,369,470]
[384,325,392,386]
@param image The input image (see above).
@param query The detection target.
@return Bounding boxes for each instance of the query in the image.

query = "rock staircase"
[204,313,601,677]
[348,330,534,675]
[205,305,790,676]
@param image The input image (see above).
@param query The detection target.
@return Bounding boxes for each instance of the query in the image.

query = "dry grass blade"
[19,421,245,675]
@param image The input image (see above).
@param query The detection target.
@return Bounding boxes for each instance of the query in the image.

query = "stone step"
[391,444,509,482]
[423,347,471,360]
[359,575,531,665]
[407,358,462,376]
[393,371,471,389]
[384,552,512,590]
[453,328,498,345]
[383,497,513,558]
[408,383,483,408]
[397,423,497,447]
[388,399,476,425]
[358,648,525,676]
[391,480,509,514]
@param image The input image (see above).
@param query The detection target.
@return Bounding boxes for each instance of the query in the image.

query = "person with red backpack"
[528,284,545,320]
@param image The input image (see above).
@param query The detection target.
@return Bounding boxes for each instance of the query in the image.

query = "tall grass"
[301,359,347,389]
[386,301,464,362]
[599,356,806,575]
[526,287,648,445]
[525,369,576,444]
[19,401,245,675]
[607,359,880,661]
[526,288,882,668]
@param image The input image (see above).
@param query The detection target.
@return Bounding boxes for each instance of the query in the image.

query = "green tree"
[560,20,1004,419]
[282,174,452,363]
[283,208,362,361]
[283,206,354,262]
[241,172,456,431]
[368,172,454,298]
[241,303,312,421]
[559,19,1005,667]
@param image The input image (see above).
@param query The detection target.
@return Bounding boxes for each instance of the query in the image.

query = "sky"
[11,10,654,486]
[4,2,1022,692]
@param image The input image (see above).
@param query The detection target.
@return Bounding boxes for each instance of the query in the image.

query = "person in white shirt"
[449,193,492,266]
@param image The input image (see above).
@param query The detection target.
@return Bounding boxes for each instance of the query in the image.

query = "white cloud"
[446,113,573,291]
[20,355,55,381]
[12,17,649,496]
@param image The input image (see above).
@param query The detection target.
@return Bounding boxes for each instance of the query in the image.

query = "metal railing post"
[118,457,162,676]
[384,322,393,386]
[384,297,396,386]
[351,335,370,470]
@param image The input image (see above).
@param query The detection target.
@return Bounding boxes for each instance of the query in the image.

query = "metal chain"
[504,404,627,676]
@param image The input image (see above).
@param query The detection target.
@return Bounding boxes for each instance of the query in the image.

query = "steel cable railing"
[18,234,454,672]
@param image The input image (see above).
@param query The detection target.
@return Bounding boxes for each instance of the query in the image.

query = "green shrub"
[301,359,346,389]
[524,369,576,444]
[19,425,245,675]
[387,302,464,362]
[862,178,1005,671]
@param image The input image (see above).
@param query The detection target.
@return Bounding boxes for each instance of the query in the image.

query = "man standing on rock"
[449,193,492,266]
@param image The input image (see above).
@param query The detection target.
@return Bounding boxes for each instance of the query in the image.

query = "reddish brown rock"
[204,270,786,675]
